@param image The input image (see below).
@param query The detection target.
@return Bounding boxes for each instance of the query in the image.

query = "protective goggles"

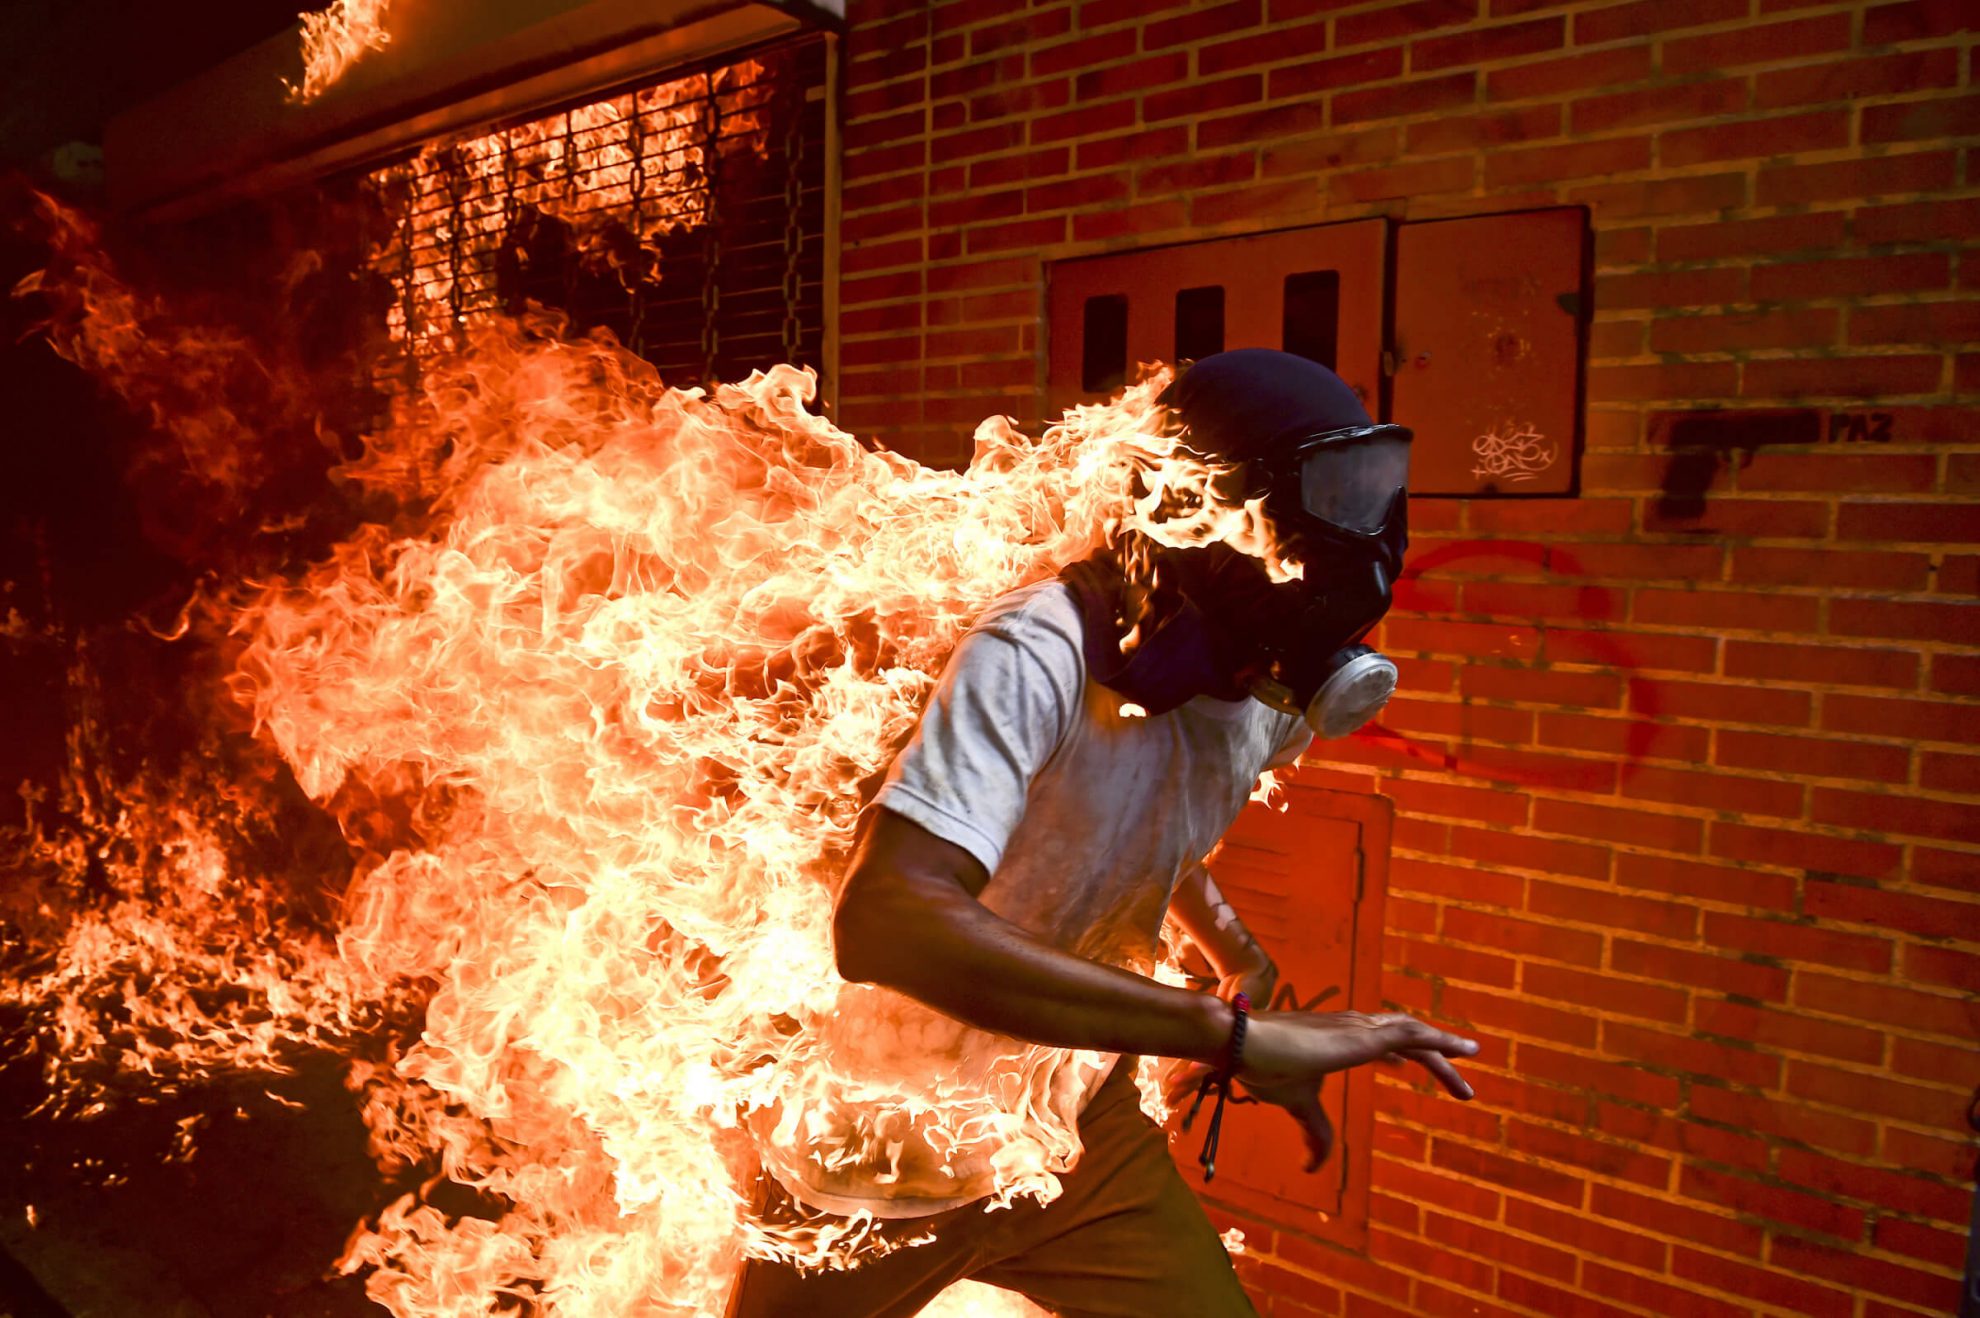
[1275,423,1414,537]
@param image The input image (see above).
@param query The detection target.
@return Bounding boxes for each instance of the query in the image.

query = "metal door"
[1046,208,1590,497]
[1166,785,1390,1250]
[1392,205,1589,496]
[1046,219,1389,420]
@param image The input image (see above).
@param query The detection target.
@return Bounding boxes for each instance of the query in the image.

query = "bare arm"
[834,807,1233,1064]
[834,809,1479,1098]
[1167,861,1277,1006]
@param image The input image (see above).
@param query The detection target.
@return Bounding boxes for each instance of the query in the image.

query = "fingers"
[1400,1047,1474,1101]
[1299,1102,1333,1172]
[1364,1041,1475,1097]
[1375,1015,1479,1100]
[1164,1061,1213,1110]
[1381,1015,1480,1060]
[1243,1010,1483,1096]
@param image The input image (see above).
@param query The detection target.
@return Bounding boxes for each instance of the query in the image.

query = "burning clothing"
[757,580,1308,1219]
[731,1062,1256,1316]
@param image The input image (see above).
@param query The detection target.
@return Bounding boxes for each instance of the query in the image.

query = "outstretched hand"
[1165,1006,1477,1174]
[1241,1009,1479,1100]
[1246,1011,1476,1173]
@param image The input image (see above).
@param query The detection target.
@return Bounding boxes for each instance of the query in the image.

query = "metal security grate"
[361,35,827,390]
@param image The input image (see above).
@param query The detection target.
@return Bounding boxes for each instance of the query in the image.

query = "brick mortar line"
[1377,846,1788,884]
[1399,577,1977,597]
[1380,754,1937,789]
[1383,782,1797,811]
[1364,1049,1889,1121]
[913,1,1869,66]
[848,10,1970,80]
[844,31,1973,106]
[1760,958,1980,995]
[1477,1045,1972,1139]
[1396,597,1973,617]
[841,60,1977,130]
[1408,855,1977,896]
[827,228,1980,292]
[1393,875,1972,934]
[1397,933,1938,986]
[1396,704,1941,737]
[1382,1124,1791,1218]
[837,189,1979,245]
[1419,1236,1820,1318]
[834,206,1971,285]
[1381,622,1969,652]
[1384,778,1974,821]
[1457,866,1980,918]
[1332,1163,1968,1299]
[837,320,1970,353]
[849,311,1042,331]
[1603,259,1980,284]
[1691,1027,1974,1085]
[836,64,1957,139]
[1258,1193,1971,1302]
[1374,1099,1971,1200]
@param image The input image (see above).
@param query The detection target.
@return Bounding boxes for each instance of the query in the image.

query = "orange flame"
[368,63,767,362]
[286,0,393,104]
[0,657,379,1119]
[235,331,1186,1307]
[15,200,284,503]
[11,199,1288,1315]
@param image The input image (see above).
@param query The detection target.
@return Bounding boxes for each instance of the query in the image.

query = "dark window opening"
[1082,294,1129,393]
[1282,270,1340,371]
[1174,284,1225,364]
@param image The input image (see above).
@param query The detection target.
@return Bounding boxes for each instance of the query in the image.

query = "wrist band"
[1181,992,1249,1182]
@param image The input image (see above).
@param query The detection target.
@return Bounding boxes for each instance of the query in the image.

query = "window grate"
[360,36,827,392]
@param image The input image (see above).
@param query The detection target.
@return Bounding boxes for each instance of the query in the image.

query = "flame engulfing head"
[9,193,1285,1315]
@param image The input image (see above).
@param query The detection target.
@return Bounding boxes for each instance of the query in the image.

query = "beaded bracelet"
[1181,992,1249,1182]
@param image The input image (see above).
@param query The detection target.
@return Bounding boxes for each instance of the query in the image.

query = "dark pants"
[727,1062,1258,1318]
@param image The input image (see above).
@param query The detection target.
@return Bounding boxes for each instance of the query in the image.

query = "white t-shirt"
[761,580,1311,1218]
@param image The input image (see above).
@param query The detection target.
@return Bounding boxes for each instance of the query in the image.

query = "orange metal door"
[1391,205,1590,496]
[1165,784,1390,1250]
[1047,219,1390,420]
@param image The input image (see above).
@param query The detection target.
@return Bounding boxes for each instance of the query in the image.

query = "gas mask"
[1234,422,1411,739]
[1060,350,1412,735]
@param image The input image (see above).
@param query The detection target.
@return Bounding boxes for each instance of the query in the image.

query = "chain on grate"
[699,72,724,389]
[501,124,517,261]
[499,124,518,333]
[395,172,420,391]
[561,108,579,316]
[445,144,467,349]
[779,77,805,368]
[627,92,648,357]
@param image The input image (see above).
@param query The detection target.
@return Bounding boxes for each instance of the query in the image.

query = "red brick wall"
[833,2,1980,1314]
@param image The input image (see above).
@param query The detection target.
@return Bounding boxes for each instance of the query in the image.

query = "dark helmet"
[1163,349,1413,737]
[1166,348,1411,552]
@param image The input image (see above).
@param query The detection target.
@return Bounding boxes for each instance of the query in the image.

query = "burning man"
[730,350,1481,1317]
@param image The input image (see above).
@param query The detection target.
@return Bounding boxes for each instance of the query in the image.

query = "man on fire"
[730,350,1482,1317]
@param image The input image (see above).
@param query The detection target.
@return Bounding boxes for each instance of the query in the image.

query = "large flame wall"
[2,186,1289,1316]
